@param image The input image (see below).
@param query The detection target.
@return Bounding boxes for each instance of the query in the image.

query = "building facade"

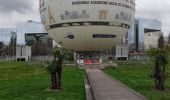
[0,28,16,44]
[0,42,4,56]
[144,31,161,50]
[25,33,53,56]
[135,18,161,52]
[9,32,17,56]
[0,28,17,56]
[116,43,128,60]
[16,20,47,44]
[0,21,54,56]
[40,0,135,51]
[128,20,136,52]
[16,45,31,61]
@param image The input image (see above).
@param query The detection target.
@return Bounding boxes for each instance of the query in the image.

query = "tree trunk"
[160,65,165,90]
[58,67,62,89]
[157,64,162,90]
[50,62,62,90]
[51,73,58,90]
[155,61,159,89]
[155,58,166,91]
[57,55,63,89]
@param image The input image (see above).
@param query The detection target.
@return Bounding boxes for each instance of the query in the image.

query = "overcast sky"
[0,0,170,35]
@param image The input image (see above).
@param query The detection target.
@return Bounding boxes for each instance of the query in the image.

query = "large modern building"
[16,20,47,44]
[144,31,161,50]
[128,20,136,52]
[116,18,162,60]
[9,32,17,56]
[40,0,135,64]
[0,28,17,56]
[16,20,54,56]
[135,18,162,52]
[25,32,53,56]
[40,0,135,51]
[0,42,4,56]
[0,21,54,57]
[0,28,16,44]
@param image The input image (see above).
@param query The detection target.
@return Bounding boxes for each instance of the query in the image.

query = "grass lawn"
[0,62,85,100]
[104,61,170,100]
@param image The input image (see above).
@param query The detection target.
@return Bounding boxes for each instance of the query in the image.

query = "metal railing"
[0,56,16,61]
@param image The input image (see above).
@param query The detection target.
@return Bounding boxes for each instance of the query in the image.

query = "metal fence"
[0,56,54,62]
[128,54,149,61]
[0,54,149,62]
[31,56,54,61]
[0,56,16,61]
[128,55,149,61]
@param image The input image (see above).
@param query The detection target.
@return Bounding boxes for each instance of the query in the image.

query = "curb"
[85,71,95,100]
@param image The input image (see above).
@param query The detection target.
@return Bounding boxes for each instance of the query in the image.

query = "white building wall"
[144,31,161,50]
[16,45,31,61]
[16,21,46,45]
[116,44,128,60]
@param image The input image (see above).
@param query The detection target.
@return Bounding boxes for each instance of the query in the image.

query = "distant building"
[16,45,31,61]
[0,42,9,56]
[25,33,53,56]
[0,42,4,56]
[16,20,46,44]
[144,31,161,50]
[16,20,55,56]
[0,18,163,60]
[0,28,17,56]
[116,44,128,60]
[104,18,162,60]
[117,18,163,60]
[25,33,48,45]
[166,33,170,45]
[164,36,169,45]
[0,21,56,56]
[134,18,161,52]
[9,32,17,56]
[128,20,136,52]
[0,28,16,44]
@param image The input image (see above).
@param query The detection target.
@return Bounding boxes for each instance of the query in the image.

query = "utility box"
[116,44,128,60]
[16,45,31,61]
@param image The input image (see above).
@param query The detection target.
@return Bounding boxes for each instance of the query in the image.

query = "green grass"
[0,62,85,100]
[104,61,170,100]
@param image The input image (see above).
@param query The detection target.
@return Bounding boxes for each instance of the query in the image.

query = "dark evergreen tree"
[49,48,63,90]
[146,34,169,91]
[168,32,170,44]
[154,35,168,90]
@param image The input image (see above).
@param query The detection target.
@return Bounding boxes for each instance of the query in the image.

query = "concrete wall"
[144,31,161,50]
[116,44,128,60]
[0,56,16,61]
[16,46,31,61]
[31,56,54,61]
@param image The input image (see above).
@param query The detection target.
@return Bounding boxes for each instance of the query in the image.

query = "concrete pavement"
[85,69,147,100]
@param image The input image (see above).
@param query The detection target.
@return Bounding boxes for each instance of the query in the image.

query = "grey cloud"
[0,0,169,35]
[136,0,170,35]
[136,0,170,18]
[0,0,34,14]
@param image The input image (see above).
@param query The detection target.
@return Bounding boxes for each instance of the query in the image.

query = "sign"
[40,0,135,27]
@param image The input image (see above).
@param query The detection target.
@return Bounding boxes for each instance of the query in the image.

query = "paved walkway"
[86,69,147,100]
